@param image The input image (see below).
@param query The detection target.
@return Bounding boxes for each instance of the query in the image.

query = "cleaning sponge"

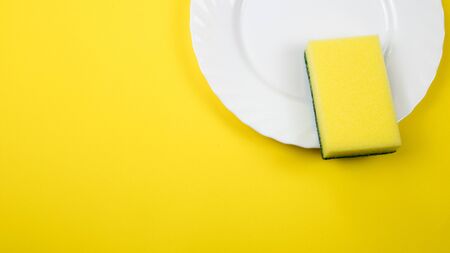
[305,35,401,159]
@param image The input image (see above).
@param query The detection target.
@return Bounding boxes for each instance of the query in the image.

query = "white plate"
[190,0,445,148]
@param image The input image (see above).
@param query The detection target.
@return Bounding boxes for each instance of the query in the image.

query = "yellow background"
[0,1,449,252]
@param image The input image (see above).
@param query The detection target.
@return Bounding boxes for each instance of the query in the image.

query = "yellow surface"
[306,36,401,158]
[0,1,449,252]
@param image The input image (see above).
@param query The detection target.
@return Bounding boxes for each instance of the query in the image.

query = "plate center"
[239,0,392,101]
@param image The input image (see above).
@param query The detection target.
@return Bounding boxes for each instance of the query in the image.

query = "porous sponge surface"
[305,36,401,159]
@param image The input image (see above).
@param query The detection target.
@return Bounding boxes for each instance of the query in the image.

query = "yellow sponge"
[305,35,401,159]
